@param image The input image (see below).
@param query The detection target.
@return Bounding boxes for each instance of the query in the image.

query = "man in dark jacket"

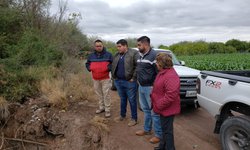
[135,36,162,144]
[85,40,113,118]
[112,39,138,126]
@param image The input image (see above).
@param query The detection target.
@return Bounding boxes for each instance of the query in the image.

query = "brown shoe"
[114,116,125,122]
[135,130,152,136]
[149,136,160,144]
[128,119,137,127]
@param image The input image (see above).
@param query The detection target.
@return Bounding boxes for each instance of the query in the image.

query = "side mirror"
[180,61,185,66]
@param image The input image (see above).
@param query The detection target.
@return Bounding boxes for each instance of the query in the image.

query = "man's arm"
[132,51,139,81]
[107,53,113,72]
[85,55,91,72]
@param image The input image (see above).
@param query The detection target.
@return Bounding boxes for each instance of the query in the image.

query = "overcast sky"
[51,0,250,47]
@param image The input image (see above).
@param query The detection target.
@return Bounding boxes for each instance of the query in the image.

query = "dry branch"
[1,137,48,147]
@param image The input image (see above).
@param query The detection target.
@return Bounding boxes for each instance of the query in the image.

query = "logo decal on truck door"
[205,80,222,89]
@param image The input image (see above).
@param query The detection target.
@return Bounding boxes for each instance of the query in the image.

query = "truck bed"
[200,70,250,83]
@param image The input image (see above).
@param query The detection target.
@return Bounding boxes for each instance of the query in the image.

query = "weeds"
[65,73,93,101]
[39,60,95,109]
[40,78,68,109]
[83,116,118,150]
[0,97,9,122]
[89,116,110,133]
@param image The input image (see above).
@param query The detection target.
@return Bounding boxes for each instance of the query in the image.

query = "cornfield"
[178,53,250,71]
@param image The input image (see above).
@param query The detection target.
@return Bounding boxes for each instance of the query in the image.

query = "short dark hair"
[137,36,150,44]
[94,39,103,43]
[116,39,128,46]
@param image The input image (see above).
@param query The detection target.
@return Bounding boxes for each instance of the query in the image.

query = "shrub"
[0,29,64,102]
[14,30,63,67]
[0,96,9,123]
[0,67,38,102]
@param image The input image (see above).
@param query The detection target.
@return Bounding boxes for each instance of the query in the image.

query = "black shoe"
[154,147,161,150]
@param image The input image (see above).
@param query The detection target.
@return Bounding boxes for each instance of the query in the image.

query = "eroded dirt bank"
[0,91,220,150]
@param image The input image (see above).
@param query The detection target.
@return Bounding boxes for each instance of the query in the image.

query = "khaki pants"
[93,79,111,112]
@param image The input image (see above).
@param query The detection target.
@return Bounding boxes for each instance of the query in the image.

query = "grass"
[0,96,9,122]
[89,116,110,132]
[39,59,96,109]
[40,78,68,109]
[83,116,117,150]
[64,73,95,101]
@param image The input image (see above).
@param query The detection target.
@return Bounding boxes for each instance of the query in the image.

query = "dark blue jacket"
[112,48,139,81]
[136,49,158,86]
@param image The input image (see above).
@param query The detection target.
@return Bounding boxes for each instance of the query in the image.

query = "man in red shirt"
[86,40,113,118]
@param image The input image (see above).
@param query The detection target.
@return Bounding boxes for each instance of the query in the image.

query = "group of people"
[85,36,181,150]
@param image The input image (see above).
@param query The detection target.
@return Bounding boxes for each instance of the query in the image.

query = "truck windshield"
[155,50,181,65]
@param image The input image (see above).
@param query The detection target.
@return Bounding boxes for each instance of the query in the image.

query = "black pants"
[158,115,175,150]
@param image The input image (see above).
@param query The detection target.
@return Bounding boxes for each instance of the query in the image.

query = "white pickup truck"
[196,70,250,150]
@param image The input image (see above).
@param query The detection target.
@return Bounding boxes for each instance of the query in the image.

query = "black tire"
[186,102,196,109]
[220,116,250,150]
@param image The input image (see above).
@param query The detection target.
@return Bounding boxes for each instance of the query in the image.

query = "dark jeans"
[158,115,175,150]
[114,79,137,120]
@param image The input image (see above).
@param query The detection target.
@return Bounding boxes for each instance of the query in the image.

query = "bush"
[0,1,91,104]
[169,41,208,55]
[225,46,237,53]
[226,39,248,52]
[0,6,22,59]
[0,68,38,102]
[0,30,64,102]
[0,62,60,102]
[208,42,237,53]
[13,30,63,67]
[0,34,8,58]
[0,96,9,122]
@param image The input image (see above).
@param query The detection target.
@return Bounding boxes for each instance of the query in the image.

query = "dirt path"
[108,91,221,150]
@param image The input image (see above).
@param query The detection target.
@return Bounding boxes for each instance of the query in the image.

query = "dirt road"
[109,91,221,150]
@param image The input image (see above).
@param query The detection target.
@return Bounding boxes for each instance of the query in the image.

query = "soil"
[0,91,221,150]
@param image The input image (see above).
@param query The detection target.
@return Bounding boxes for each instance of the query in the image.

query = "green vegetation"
[103,37,138,55]
[1,1,249,103]
[159,40,250,56]
[178,53,250,71]
[160,40,250,71]
[0,0,90,103]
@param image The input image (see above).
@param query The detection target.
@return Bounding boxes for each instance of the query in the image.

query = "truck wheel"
[220,116,250,150]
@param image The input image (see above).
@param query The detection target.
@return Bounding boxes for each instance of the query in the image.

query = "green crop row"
[178,53,250,71]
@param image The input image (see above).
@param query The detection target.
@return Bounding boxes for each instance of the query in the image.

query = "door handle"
[228,80,237,86]
[201,74,207,79]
